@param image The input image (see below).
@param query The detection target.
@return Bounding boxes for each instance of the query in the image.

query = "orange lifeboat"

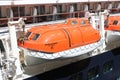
[105,16,120,31]
[18,18,100,53]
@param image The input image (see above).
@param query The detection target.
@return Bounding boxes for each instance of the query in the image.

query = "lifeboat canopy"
[18,18,100,54]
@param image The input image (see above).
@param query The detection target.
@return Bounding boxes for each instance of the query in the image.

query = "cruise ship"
[0,0,120,80]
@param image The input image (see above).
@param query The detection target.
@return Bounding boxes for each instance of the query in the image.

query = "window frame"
[32,33,40,40]
[25,32,31,38]
[71,20,78,25]
[103,60,113,74]
[87,66,99,80]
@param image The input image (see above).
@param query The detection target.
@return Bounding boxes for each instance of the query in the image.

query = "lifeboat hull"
[18,18,100,56]
[21,39,103,59]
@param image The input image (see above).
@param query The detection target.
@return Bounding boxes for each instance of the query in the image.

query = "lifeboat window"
[87,66,99,80]
[113,20,118,25]
[26,32,31,38]
[80,20,85,25]
[71,20,78,25]
[32,34,40,40]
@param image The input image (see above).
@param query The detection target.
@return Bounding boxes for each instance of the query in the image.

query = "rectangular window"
[79,4,84,11]
[12,7,19,17]
[105,3,109,9]
[26,32,31,38]
[87,66,99,80]
[65,4,70,12]
[48,6,53,14]
[90,4,94,10]
[20,6,25,16]
[114,2,119,8]
[57,5,62,13]
[103,60,113,74]
[40,5,45,14]
[93,3,97,10]
[32,34,40,40]
[30,7,34,16]
[101,3,105,9]
[6,8,10,18]
[73,4,77,11]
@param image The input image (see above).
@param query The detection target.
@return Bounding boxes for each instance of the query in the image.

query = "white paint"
[91,15,96,29]
[8,25,23,77]
[97,4,101,11]
[0,0,115,5]
[53,6,57,14]
[70,5,74,13]
[25,39,103,59]
[10,8,13,19]
[84,4,88,11]
[117,3,120,8]
[108,3,112,9]
[33,7,37,16]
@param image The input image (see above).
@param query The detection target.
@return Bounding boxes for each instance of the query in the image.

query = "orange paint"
[18,18,100,53]
[105,16,120,31]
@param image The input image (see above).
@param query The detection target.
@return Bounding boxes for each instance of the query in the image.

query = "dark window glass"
[73,4,77,11]
[26,32,31,38]
[79,4,84,11]
[57,5,62,13]
[6,8,10,18]
[113,20,118,25]
[87,66,99,80]
[40,5,45,14]
[12,7,19,17]
[20,6,25,16]
[32,34,40,40]
[71,20,78,25]
[30,7,34,16]
[103,60,113,74]
[48,6,53,14]
[66,5,70,12]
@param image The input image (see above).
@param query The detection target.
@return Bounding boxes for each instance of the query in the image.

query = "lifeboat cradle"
[21,11,109,59]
